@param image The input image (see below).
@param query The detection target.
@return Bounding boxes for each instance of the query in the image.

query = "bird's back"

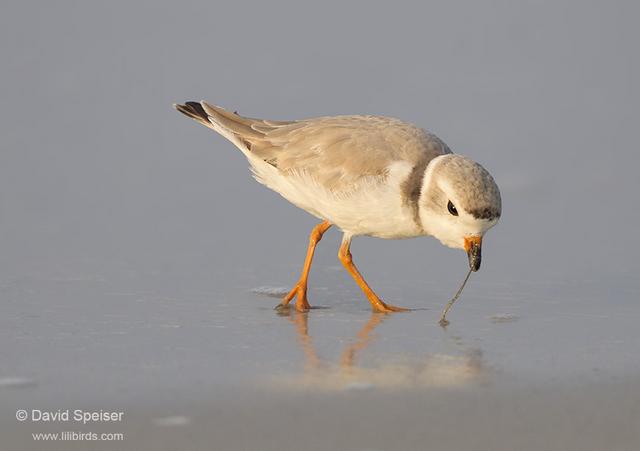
[175,102,451,193]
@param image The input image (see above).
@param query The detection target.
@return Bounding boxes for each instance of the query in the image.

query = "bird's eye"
[447,200,458,216]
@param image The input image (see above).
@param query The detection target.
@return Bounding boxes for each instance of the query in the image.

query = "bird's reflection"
[273,309,486,391]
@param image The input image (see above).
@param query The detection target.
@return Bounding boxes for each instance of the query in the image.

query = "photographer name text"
[16,409,124,424]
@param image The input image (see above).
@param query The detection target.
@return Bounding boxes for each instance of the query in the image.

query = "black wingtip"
[174,101,210,124]
[185,101,208,118]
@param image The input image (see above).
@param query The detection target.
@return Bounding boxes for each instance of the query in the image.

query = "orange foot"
[275,283,312,312]
[370,299,409,313]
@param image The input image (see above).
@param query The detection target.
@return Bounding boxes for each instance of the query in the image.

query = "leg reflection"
[340,314,386,370]
[279,310,387,377]
[280,309,321,371]
[274,310,485,389]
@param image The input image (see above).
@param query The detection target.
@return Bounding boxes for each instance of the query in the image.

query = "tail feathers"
[200,101,264,138]
[173,101,297,155]
[173,101,213,129]
[174,100,269,154]
[174,100,265,137]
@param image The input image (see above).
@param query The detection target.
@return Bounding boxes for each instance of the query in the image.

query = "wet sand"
[3,380,640,451]
[2,271,639,450]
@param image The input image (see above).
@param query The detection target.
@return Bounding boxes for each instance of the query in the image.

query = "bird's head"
[419,154,501,271]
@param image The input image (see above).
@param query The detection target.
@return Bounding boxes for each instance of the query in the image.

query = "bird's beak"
[464,235,482,272]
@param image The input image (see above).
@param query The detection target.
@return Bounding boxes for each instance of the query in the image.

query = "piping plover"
[174,101,501,317]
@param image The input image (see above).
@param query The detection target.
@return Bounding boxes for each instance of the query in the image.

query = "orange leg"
[276,220,332,311]
[338,235,408,313]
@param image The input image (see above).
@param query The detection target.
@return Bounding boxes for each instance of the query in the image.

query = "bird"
[174,101,501,315]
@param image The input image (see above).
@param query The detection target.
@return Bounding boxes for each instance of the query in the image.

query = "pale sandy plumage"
[178,101,451,191]
[174,100,501,317]
[176,101,458,238]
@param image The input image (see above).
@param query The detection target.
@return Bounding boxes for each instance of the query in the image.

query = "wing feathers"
[174,101,451,192]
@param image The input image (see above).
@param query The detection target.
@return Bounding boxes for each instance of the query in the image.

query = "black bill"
[467,241,482,272]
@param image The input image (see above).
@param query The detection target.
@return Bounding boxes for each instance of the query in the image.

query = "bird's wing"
[182,101,452,192]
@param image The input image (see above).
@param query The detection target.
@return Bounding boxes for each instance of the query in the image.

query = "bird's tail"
[174,101,253,153]
[173,101,298,160]
[173,101,216,130]
[174,100,283,135]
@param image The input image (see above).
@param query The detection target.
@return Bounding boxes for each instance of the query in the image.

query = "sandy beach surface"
[1,268,639,450]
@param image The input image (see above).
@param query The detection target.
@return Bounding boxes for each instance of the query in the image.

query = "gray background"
[1,1,639,450]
